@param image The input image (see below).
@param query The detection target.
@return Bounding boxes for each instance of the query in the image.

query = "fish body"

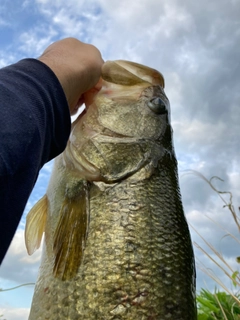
[26,61,197,319]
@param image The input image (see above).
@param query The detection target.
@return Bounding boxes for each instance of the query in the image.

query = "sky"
[0,0,240,319]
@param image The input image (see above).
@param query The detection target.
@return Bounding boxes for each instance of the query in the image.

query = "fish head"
[64,60,173,182]
[25,61,175,280]
[95,60,170,138]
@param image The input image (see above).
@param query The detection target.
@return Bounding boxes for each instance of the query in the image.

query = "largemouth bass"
[25,60,197,319]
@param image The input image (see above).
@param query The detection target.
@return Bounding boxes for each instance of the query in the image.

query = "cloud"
[99,0,192,35]
[0,18,10,27]
[0,229,41,284]
[0,230,39,317]
[28,1,111,60]
[18,27,58,56]
[0,51,19,68]
[0,58,10,68]
[0,308,30,320]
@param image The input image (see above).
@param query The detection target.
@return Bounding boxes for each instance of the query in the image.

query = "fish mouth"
[82,60,165,109]
[102,60,165,87]
[98,60,165,102]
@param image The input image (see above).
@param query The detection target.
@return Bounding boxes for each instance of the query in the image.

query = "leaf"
[231,271,239,288]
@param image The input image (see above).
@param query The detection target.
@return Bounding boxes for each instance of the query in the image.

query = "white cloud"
[0,18,9,27]
[0,230,40,317]
[0,308,30,320]
[19,27,58,56]
[99,0,192,31]
[36,0,86,7]
[0,53,18,68]
[35,0,106,47]
[174,119,226,147]
[0,230,41,284]
[51,9,86,38]
[0,59,8,68]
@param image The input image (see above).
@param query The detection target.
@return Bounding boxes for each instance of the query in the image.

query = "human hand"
[38,38,104,114]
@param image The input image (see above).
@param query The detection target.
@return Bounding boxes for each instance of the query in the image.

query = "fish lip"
[96,80,151,103]
[102,60,165,87]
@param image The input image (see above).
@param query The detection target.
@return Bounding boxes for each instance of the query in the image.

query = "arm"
[0,38,103,263]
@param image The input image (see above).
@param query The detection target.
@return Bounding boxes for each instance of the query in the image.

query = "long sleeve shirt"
[0,59,71,263]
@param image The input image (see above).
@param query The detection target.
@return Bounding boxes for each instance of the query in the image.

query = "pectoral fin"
[53,182,89,281]
[25,195,48,255]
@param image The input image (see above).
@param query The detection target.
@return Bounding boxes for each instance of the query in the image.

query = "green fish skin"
[25,60,197,319]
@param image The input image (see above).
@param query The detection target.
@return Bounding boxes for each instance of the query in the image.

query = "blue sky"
[1,0,240,319]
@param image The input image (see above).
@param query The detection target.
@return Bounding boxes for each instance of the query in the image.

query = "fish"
[25,60,197,319]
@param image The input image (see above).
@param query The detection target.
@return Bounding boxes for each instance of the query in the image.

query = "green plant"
[197,288,240,319]
[189,172,240,318]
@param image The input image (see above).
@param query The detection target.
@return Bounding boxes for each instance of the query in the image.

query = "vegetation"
[191,172,240,319]
[197,289,240,319]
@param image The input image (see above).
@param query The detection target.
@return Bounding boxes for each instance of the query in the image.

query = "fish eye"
[147,97,167,115]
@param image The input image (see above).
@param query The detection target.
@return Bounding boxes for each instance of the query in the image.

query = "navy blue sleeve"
[0,58,71,263]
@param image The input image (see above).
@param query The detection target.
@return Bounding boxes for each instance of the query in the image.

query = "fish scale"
[26,60,197,319]
[29,167,195,319]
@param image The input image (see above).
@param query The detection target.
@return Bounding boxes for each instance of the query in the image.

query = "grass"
[197,289,240,319]
[189,172,240,319]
